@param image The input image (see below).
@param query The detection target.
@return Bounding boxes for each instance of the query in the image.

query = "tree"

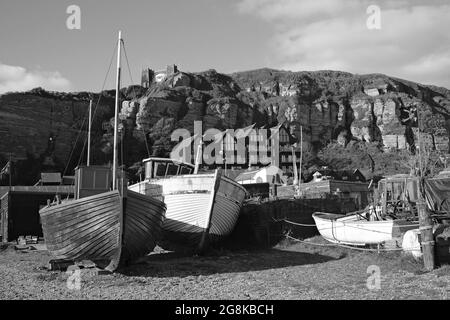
[317,140,416,177]
[396,144,444,178]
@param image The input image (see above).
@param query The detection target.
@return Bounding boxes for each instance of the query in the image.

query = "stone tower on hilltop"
[141,68,154,88]
[141,65,179,87]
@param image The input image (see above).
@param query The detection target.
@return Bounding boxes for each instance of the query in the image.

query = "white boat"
[129,158,247,251]
[312,212,418,246]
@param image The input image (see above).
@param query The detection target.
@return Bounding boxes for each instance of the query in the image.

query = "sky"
[0,0,449,93]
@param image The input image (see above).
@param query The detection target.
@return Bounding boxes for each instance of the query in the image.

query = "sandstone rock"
[0,91,113,169]
[2,69,450,184]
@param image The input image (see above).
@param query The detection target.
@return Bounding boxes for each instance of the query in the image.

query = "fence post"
[418,178,435,271]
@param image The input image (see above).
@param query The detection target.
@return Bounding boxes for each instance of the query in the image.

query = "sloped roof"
[312,169,366,182]
[235,165,286,183]
[235,169,260,181]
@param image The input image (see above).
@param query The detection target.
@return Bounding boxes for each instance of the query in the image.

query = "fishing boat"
[39,31,166,271]
[128,157,247,251]
[313,175,420,246]
[312,211,418,246]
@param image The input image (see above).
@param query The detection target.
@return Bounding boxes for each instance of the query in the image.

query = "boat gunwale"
[312,212,417,225]
[136,172,247,193]
[39,190,120,215]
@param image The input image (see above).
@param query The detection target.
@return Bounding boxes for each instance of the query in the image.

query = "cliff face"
[1,69,450,182]
[230,69,450,152]
[0,88,115,182]
[120,68,450,158]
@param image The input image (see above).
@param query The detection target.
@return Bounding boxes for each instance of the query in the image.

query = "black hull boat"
[40,190,166,271]
[39,31,167,271]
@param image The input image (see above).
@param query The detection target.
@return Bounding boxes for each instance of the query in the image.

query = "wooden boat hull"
[312,212,418,246]
[129,173,247,251]
[39,190,166,271]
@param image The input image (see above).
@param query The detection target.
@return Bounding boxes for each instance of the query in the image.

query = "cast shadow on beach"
[118,248,344,278]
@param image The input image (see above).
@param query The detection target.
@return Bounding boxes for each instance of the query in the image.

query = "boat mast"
[87,99,93,166]
[291,146,298,186]
[298,125,303,195]
[112,31,122,190]
[416,105,435,270]
[194,141,202,174]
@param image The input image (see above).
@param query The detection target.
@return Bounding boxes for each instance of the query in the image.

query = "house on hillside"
[363,84,389,97]
[203,123,300,177]
[311,168,366,182]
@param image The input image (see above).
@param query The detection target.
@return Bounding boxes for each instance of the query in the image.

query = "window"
[180,165,193,175]
[280,129,289,143]
[166,163,179,177]
[154,162,167,178]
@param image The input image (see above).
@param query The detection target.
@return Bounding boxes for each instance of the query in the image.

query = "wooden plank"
[198,169,222,252]
[122,192,165,259]
[48,259,75,271]
[2,193,9,242]
[45,217,119,249]
[42,202,120,234]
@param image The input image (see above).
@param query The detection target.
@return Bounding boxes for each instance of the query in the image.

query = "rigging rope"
[61,106,89,180]
[75,41,119,169]
[276,218,420,230]
[284,235,420,252]
[122,43,151,158]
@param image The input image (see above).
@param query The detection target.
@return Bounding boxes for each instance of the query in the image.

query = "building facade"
[200,124,301,178]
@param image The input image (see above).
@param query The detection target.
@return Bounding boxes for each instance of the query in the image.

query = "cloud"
[0,62,72,94]
[236,0,450,88]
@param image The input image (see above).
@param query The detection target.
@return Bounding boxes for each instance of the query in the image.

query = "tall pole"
[416,107,435,271]
[224,133,228,177]
[194,141,203,174]
[8,153,12,191]
[87,99,93,166]
[112,31,122,190]
[292,146,298,186]
[298,125,303,194]
[224,156,227,177]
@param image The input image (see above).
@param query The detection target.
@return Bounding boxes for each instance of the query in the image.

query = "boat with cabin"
[128,157,247,252]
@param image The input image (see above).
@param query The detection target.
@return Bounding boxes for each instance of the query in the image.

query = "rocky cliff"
[230,69,450,153]
[0,88,117,184]
[1,69,450,183]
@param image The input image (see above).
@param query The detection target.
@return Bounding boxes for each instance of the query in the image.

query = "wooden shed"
[299,180,371,209]
[0,186,74,242]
